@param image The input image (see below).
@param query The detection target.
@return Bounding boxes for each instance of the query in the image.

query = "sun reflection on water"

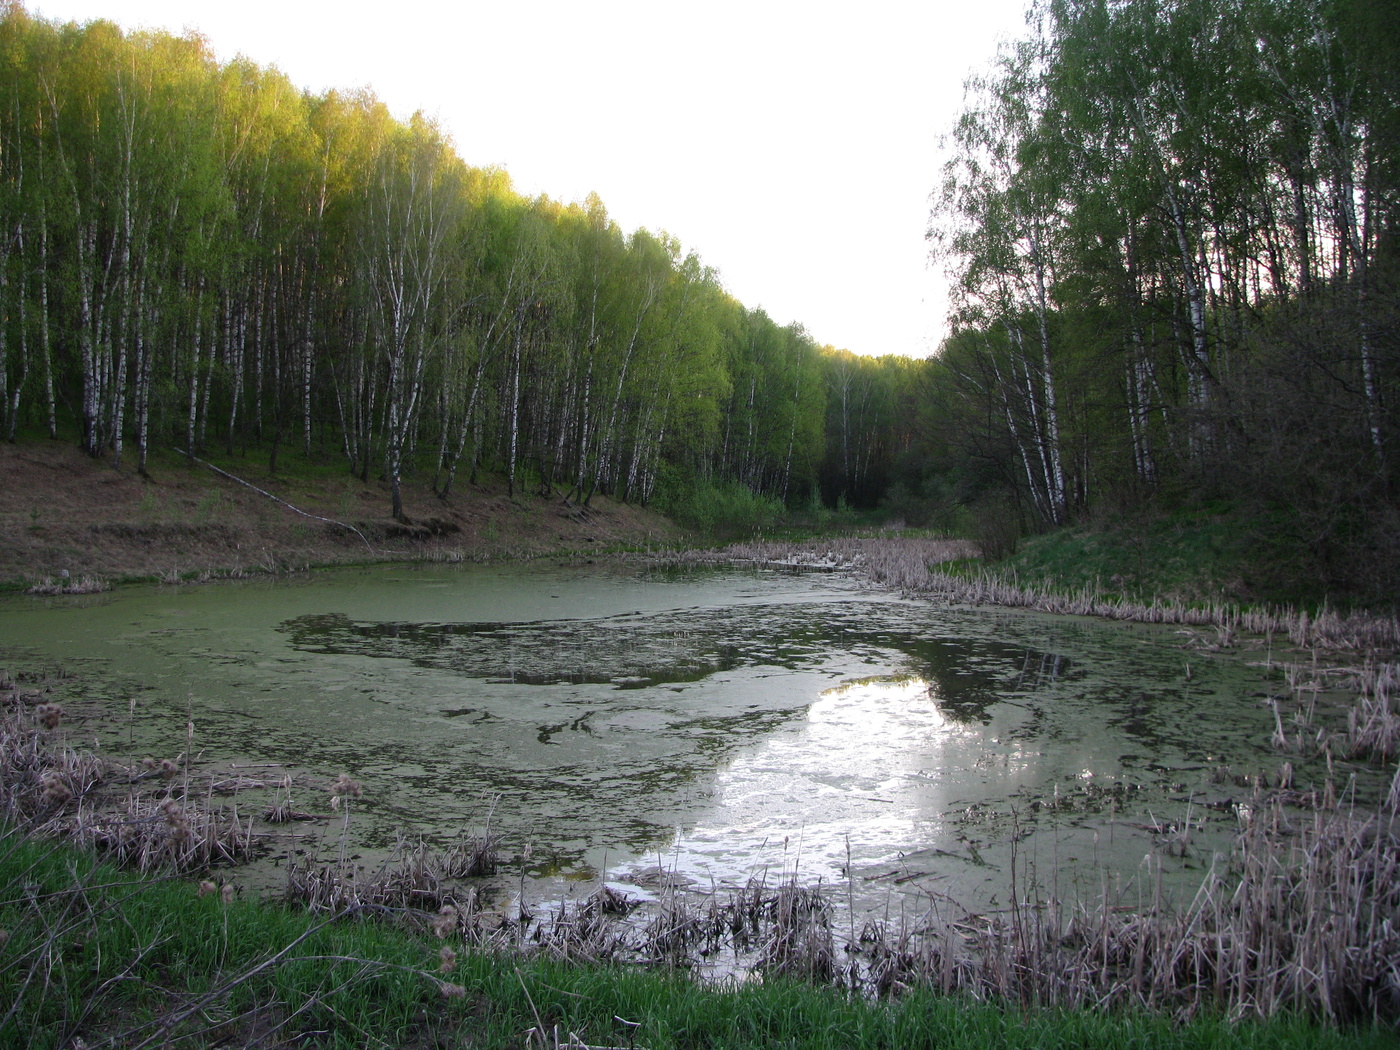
[645,674,1000,901]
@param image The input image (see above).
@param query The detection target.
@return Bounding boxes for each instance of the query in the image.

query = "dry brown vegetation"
[1,687,259,874]
[306,784,1400,1025]
[1267,660,1400,766]
[655,538,1400,653]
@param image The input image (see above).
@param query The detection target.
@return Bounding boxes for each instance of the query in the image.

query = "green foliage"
[990,504,1373,609]
[0,5,859,524]
[0,828,452,1047]
[819,350,920,508]
[880,474,972,536]
[918,0,1400,602]
[653,469,786,540]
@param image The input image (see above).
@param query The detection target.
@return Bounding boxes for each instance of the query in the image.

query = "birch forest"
[1,0,1397,600]
[0,5,910,522]
[911,0,1400,599]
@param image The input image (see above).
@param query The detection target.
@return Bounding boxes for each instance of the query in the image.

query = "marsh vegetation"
[2,554,1398,1041]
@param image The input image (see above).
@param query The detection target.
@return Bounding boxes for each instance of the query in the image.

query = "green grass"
[1003,516,1243,598]
[2,828,1396,1049]
[955,495,1400,613]
[0,829,446,1047]
[980,504,1336,608]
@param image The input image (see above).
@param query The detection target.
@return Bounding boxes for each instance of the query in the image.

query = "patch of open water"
[0,560,1374,919]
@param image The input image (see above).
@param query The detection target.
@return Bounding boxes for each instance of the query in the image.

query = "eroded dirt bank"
[0,441,680,587]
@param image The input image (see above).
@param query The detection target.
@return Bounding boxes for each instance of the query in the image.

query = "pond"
[0,559,1365,918]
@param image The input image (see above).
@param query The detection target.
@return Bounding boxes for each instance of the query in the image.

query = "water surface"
[0,560,1351,913]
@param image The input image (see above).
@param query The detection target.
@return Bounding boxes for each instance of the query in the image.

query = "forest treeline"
[907,0,1400,600]
[0,4,907,523]
[2,1,1397,600]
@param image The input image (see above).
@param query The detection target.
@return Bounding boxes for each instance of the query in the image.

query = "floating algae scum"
[0,560,1389,969]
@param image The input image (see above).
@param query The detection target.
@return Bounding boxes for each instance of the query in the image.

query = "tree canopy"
[0,4,881,519]
[913,0,1400,599]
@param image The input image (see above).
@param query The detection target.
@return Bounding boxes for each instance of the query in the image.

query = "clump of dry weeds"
[0,700,259,873]
[25,573,110,596]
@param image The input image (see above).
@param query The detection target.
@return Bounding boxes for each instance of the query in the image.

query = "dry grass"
[1344,663,1400,762]
[939,785,1399,1022]
[285,838,482,921]
[1263,660,1400,767]
[535,885,639,965]
[24,574,110,595]
[650,538,1400,654]
[0,697,260,873]
[519,779,1398,1024]
[284,822,507,950]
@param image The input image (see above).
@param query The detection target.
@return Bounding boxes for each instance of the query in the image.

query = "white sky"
[31,0,1029,357]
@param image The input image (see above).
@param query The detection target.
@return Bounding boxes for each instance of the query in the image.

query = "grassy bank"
[2,828,1396,1050]
[978,504,1400,613]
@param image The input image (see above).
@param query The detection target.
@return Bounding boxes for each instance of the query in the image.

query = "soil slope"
[0,440,680,587]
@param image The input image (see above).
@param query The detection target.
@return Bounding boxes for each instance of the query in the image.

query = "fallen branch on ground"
[175,448,378,555]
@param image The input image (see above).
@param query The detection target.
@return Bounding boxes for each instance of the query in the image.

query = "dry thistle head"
[221,883,235,905]
[36,703,63,730]
[433,904,458,939]
[142,756,157,771]
[159,758,178,780]
[161,799,192,843]
[438,981,466,999]
[198,880,218,898]
[438,945,458,973]
[330,773,363,799]
[40,772,73,806]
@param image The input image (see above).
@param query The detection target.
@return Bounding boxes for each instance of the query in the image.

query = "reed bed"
[647,538,1400,653]
[0,697,259,873]
[69,792,257,873]
[536,885,640,964]
[264,781,1400,1026]
[1265,660,1400,767]
[284,834,498,927]
[1344,663,1400,762]
[953,790,1400,1023]
[531,786,1400,1024]
[24,573,110,595]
